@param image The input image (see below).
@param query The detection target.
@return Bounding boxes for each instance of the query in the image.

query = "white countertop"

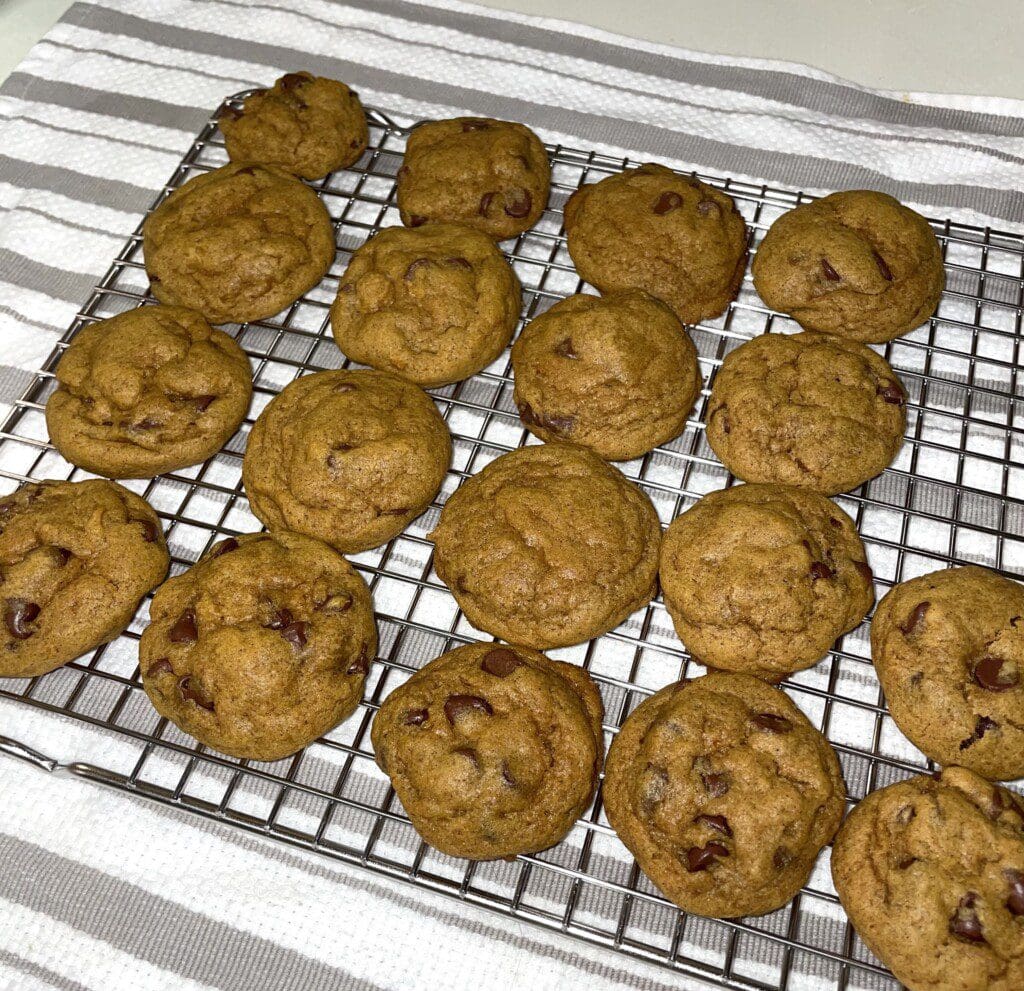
[2,0,1023,100]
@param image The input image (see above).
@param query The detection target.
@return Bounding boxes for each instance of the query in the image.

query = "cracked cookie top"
[752,190,944,344]
[429,443,661,649]
[0,479,169,677]
[242,369,452,554]
[140,530,377,761]
[872,566,1024,781]
[143,162,335,325]
[371,641,603,859]
[832,766,1024,991]
[46,305,252,478]
[603,672,845,918]
[705,331,906,495]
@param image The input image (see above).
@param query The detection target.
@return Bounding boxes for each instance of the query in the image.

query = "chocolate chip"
[897,855,917,869]
[1012,616,1022,628]
[132,418,161,431]
[350,138,361,149]
[168,608,198,644]
[264,606,293,630]
[554,338,578,359]
[407,214,427,227]
[685,842,729,872]
[405,257,432,280]
[280,621,308,649]
[1004,869,1024,916]
[317,592,353,613]
[279,71,312,90]
[821,259,841,282]
[972,656,1019,692]
[960,714,998,750]
[445,256,472,269]
[873,251,894,281]
[219,106,243,122]
[346,644,370,675]
[208,537,238,558]
[444,694,493,724]
[652,191,683,215]
[910,671,924,686]
[701,771,729,798]
[333,382,357,393]
[179,676,214,711]
[453,746,480,768]
[773,847,794,870]
[461,118,490,131]
[877,381,905,405]
[52,547,72,566]
[4,599,40,640]
[404,708,429,726]
[751,713,792,733]
[697,198,720,217]
[500,761,516,786]
[693,814,732,837]
[480,647,522,677]
[810,561,834,581]
[896,804,916,824]
[517,401,573,435]
[854,561,873,584]
[503,188,532,218]
[236,166,260,177]
[146,658,174,677]
[378,506,410,517]
[900,601,930,635]
[192,394,216,412]
[949,893,985,944]
[478,192,495,216]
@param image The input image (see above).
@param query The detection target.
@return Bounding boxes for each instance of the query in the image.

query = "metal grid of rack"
[1,92,1023,991]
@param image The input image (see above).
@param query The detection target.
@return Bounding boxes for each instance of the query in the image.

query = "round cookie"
[705,331,906,495]
[371,641,603,859]
[563,163,748,325]
[429,443,660,649]
[242,369,451,554]
[330,223,521,387]
[660,484,873,681]
[140,530,377,762]
[603,672,845,918]
[220,71,368,180]
[872,565,1024,781]
[143,162,335,325]
[832,766,1024,991]
[0,479,169,678]
[396,117,550,241]
[752,190,944,343]
[46,305,252,478]
[511,291,701,461]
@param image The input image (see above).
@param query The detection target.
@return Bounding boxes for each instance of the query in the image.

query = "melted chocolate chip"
[773,847,794,870]
[235,166,261,177]
[478,192,495,216]
[1004,869,1024,916]
[685,842,729,872]
[444,694,493,724]
[554,337,578,359]
[948,893,985,944]
[346,644,370,675]
[810,561,834,581]
[132,418,161,432]
[972,656,1019,692]
[168,608,198,644]
[179,676,214,711]
[280,621,308,649]
[404,708,429,726]
[854,561,874,584]
[318,592,353,613]
[960,715,998,750]
[501,761,516,786]
[461,119,490,132]
[219,106,243,122]
[518,401,574,435]
[652,191,683,215]
[821,258,841,282]
[265,607,293,630]
[910,671,924,687]
[4,599,40,640]
[193,394,216,412]
[900,601,930,635]
[877,381,906,405]
[697,198,720,217]
[208,537,238,558]
[897,855,917,869]
[453,746,480,768]
[279,72,312,90]
[379,506,410,517]
[503,188,532,218]
[751,712,792,734]
[693,814,732,837]
[52,547,72,566]
[873,251,894,281]
[480,647,522,677]
[407,214,427,227]
[405,257,432,280]
[701,771,729,798]
[146,658,174,677]
[446,256,472,270]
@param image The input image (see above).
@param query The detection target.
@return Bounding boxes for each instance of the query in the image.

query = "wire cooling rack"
[2,91,1024,991]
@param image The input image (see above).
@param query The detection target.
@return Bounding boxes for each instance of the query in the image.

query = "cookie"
[396,117,550,241]
[603,672,845,918]
[660,484,873,680]
[140,530,377,761]
[563,163,748,325]
[330,223,521,387]
[371,641,603,859]
[705,331,906,495]
[219,71,368,180]
[429,443,660,649]
[0,479,169,678]
[832,766,1024,991]
[243,369,451,554]
[872,565,1024,780]
[143,162,335,325]
[511,291,701,461]
[752,190,944,343]
[46,305,252,478]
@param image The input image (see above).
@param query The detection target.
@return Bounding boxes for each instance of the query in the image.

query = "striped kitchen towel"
[1,2,1023,991]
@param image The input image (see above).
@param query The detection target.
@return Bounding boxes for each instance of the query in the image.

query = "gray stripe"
[0,305,63,333]
[0,249,102,304]
[0,154,154,213]
[0,834,384,991]
[0,367,38,405]
[0,949,92,991]
[49,4,1024,221]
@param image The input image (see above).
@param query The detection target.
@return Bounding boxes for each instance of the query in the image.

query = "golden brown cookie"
[140,530,377,761]
[872,566,1024,781]
[563,163,748,325]
[46,305,252,478]
[752,190,944,343]
[396,117,550,240]
[143,162,335,324]
[660,484,873,680]
[0,479,169,678]
[330,223,521,387]
[429,443,660,649]
[242,369,451,554]
[705,331,906,495]
[371,642,603,859]
[220,72,368,180]
[603,673,845,918]
[832,766,1024,991]
[510,291,701,461]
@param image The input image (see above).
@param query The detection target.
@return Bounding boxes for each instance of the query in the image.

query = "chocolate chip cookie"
[511,291,701,461]
[140,530,377,761]
[603,672,845,918]
[46,305,252,478]
[752,190,944,343]
[429,443,660,649]
[832,766,1024,991]
[705,331,906,495]
[330,223,521,387]
[0,479,169,678]
[660,484,873,681]
[872,566,1024,781]
[563,163,748,325]
[396,117,550,241]
[220,72,368,180]
[143,162,335,325]
[371,642,603,859]
[243,369,451,554]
